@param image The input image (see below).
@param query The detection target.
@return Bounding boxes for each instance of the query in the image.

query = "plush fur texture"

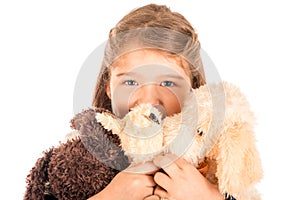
[165,82,263,200]
[95,82,263,200]
[24,82,263,200]
[24,109,130,200]
[96,104,164,164]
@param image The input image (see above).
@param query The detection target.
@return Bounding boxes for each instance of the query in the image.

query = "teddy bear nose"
[149,113,160,124]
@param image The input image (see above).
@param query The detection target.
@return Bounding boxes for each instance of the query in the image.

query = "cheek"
[159,88,182,116]
[110,86,133,118]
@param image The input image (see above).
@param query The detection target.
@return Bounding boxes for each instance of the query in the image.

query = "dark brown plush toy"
[24,108,129,200]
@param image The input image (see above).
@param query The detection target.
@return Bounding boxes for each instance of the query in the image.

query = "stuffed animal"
[95,81,263,200]
[24,82,262,200]
[24,108,130,200]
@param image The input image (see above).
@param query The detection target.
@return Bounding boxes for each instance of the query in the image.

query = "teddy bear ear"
[216,127,263,198]
[212,82,263,198]
[95,112,122,135]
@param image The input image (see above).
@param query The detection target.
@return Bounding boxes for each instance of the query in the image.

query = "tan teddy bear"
[96,82,263,200]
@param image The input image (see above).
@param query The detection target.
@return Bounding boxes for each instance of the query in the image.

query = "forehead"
[111,49,191,80]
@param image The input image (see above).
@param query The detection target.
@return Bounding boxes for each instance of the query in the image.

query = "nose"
[130,84,161,106]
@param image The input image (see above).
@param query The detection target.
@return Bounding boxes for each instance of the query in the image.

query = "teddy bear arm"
[24,148,56,200]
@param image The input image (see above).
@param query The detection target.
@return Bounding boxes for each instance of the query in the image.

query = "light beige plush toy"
[95,82,263,200]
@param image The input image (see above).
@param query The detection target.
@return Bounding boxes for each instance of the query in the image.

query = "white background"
[1,0,299,199]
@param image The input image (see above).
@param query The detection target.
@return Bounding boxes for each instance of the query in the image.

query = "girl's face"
[106,50,192,118]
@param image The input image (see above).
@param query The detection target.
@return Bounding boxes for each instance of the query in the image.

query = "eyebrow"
[116,72,185,79]
[115,71,140,77]
[158,74,185,80]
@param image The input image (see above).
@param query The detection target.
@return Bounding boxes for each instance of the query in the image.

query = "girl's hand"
[88,162,158,200]
[153,154,224,200]
[144,195,160,200]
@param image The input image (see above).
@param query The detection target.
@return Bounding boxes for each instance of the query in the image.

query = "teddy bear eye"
[197,129,204,136]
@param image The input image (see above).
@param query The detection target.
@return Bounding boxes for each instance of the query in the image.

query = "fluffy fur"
[24,82,263,200]
[96,82,263,200]
[96,104,164,163]
[24,109,130,200]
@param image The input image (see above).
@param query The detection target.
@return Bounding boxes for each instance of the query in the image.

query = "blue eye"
[160,81,174,87]
[124,80,138,86]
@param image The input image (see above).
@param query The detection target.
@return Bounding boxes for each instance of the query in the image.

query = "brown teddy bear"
[24,108,130,200]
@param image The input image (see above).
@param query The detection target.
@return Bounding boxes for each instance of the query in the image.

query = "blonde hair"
[92,4,206,110]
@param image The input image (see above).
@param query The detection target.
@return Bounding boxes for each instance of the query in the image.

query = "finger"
[174,156,191,170]
[121,172,156,187]
[125,161,159,174]
[154,172,171,190]
[153,186,168,198]
[153,154,178,168]
[144,195,160,200]
[153,155,181,177]
[144,186,157,197]
[143,174,157,187]
[140,186,157,200]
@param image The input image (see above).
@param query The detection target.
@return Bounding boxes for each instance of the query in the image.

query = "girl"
[90,4,226,200]
[24,4,237,200]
